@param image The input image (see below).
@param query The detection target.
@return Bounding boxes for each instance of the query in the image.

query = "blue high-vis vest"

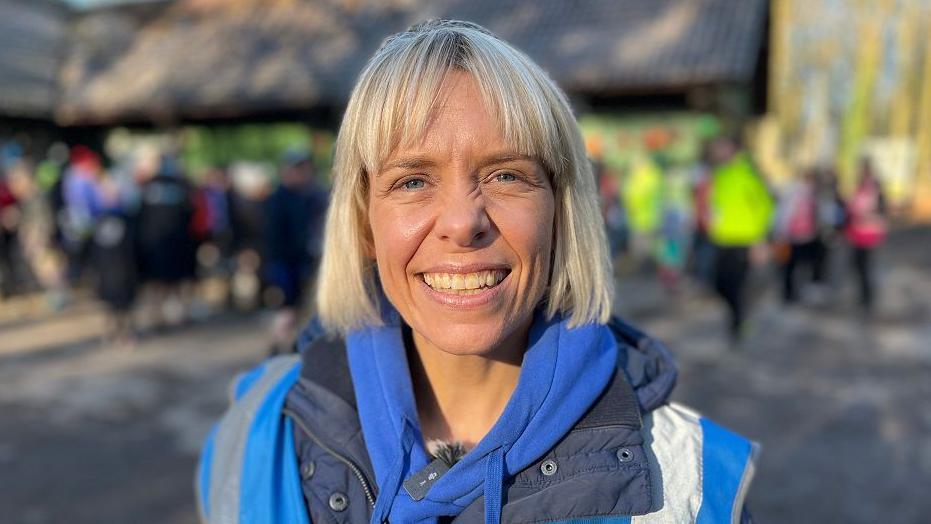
[197,318,757,523]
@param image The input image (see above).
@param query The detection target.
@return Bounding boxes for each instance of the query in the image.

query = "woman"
[844,158,886,311]
[776,168,819,304]
[198,20,756,523]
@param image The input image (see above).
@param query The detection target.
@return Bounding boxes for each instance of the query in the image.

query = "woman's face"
[368,72,555,358]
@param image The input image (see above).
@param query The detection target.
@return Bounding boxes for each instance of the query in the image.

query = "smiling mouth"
[420,269,509,295]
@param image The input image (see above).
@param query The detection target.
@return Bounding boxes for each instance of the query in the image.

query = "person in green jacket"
[622,154,663,262]
[708,136,774,343]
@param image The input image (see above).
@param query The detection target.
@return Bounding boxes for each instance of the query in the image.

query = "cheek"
[491,195,555,272]
[370,202,433,274]
[503,197,555,312]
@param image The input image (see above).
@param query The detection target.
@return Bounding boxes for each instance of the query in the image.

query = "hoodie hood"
[343,308,678,524]
[608,316,679,413]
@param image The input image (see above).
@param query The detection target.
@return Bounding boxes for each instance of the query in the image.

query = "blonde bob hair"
[316,19,613,333]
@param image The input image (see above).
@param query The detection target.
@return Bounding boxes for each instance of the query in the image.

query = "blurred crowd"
[594,135,888,345]
[0,139,328,352]
[1,133,889,350]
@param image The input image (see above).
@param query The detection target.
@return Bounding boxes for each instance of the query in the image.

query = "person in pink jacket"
[845,158,887,311]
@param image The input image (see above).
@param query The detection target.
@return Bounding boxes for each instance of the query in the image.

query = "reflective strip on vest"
[196,355,302,524]
[633,403,757,524]
[197,358,274,520]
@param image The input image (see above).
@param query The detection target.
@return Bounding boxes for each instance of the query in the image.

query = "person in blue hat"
[198,20,756,524]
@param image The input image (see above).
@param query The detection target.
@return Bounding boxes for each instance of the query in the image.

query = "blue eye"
[402,179,426,190]
[495,172,518,183]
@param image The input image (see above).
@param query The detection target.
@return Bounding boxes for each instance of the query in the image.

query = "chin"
[430,336,500,357]
[411,317,523,359]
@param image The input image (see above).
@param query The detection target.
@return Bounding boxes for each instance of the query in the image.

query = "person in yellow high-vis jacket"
[708,137,774,343]
[622,155,663,261]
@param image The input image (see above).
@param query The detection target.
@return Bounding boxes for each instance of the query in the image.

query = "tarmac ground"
[1,227,929,523]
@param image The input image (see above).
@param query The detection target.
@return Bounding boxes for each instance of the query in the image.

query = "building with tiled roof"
[2,0,769,126]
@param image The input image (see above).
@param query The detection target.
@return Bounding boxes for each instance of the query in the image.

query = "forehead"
[393,73,507,157]
[426,72,489,125]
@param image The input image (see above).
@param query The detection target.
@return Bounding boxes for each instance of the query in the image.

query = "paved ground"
[1,227,929,523]
[621,227,931,524]
[0,308,265,524]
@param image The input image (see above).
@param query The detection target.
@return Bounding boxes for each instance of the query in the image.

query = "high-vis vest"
[197,325,757,523]
[709,153,774,247]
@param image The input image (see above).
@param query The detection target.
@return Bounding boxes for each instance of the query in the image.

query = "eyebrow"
[378,152,536,175]
[380,156,436,173]
[479,153,536,168]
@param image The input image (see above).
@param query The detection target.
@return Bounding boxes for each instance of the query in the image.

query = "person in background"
[815,167,847,295]
[844,157,887,312]
[3,153,70,307]
[622,151,662,266]
[91,169,139,347]
[191,166,237,310]
[44,144,70,252]
[137,155,196,327]
[0,141,26,297]
[595,157,628,263]
[60,146,105,285]
[226,164,269,310]
[776,167,820,304]
[688,141,715,286]
[263,150,318,354]
[200,166,235,264]
[708,136,774,344]
[0,164,20,297]
[655,157,692,294]
[30,143,71,309]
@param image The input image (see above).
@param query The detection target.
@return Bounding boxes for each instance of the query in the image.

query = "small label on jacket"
[403,458,451,501]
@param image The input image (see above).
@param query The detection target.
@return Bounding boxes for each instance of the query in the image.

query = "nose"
[434,190,491,247]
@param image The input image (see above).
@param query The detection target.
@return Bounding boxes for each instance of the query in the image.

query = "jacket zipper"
[282,407,378,508]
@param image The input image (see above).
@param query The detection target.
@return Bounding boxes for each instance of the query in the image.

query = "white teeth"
[421,269,507,292]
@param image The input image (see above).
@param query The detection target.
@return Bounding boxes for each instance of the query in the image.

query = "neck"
[406,324,528,449]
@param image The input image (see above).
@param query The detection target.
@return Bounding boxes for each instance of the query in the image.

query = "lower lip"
[417,273,509,309]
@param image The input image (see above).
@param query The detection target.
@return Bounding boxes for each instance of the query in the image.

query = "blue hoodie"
[197,312,753,524]
[346,308,618,523]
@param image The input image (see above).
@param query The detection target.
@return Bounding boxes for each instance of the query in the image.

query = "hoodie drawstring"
[371,420,416,524]
[483,447,505,524]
